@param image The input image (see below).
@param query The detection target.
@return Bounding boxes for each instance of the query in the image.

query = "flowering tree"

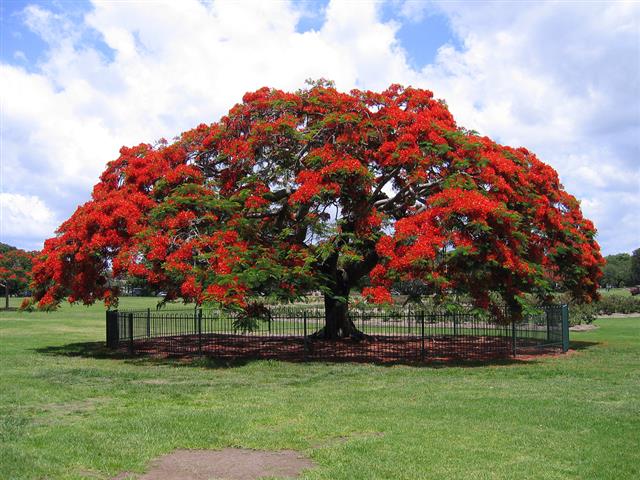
[0,244,36,308]
[31,82,603,337]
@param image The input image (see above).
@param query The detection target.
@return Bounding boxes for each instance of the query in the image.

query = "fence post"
[197,308,203,355]
[511,321,517,357]
[453,314,459,337]
[146,308,151,338]
[106,310,119,348]
[303,311,308,361]
[420,310,425,361]
[193,306,198,334]
[128,312,134,355]
[546,306,551,342]
[562,304,569,352]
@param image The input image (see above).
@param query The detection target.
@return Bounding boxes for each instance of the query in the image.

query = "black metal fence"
[106,304,569,363]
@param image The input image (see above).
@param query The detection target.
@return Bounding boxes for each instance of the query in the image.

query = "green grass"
[1,299,639,479]
[598,287,635,297]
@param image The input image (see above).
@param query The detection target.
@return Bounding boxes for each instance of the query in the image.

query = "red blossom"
[29,83,603,316]
[0,247,37,298]
[362,286,393,304]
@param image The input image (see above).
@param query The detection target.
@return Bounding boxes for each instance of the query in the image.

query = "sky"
[0,0,638,256]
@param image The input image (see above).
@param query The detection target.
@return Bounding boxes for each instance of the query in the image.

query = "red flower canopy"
[32,82,603,326]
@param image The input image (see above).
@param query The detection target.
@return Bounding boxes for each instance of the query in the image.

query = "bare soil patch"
[111,448,315,480]
[125,333,561,364]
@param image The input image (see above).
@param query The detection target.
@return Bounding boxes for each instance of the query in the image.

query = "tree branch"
[370,166,401,201]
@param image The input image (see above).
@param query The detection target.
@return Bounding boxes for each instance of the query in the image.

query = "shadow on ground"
[33,339,600,369]
[569,340,600,352]
[34,342,254,369]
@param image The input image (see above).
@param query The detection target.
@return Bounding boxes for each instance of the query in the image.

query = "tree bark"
[322,291,360,339]
[313,246,379,339]
[313,254,362,339]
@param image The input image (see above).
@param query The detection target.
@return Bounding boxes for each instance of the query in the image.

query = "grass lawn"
[598,287,636,297]
[1,297,638,479]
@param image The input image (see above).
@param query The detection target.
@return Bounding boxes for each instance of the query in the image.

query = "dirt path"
[112,448,315,480]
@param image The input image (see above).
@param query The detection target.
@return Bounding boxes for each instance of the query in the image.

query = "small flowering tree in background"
[0,244,36,309]
[31,81,603,337]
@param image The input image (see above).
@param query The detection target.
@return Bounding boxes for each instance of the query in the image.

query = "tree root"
[308,326,369,341]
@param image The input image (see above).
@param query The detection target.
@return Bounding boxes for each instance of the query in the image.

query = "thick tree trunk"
[323,292,359,339]
[312,249,375,340]
[3,284,8,310]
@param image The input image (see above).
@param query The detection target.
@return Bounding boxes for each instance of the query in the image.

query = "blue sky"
[1,0,112,67]
[1,0,639,256]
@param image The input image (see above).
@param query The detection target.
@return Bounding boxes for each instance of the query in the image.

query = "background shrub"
[596,294,640,315]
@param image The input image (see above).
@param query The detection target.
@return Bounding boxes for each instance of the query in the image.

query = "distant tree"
[631,248,640,285]
[0,244,36,308]
[123,275,154,296]
[602,253,633,287]
[31,83,603,336]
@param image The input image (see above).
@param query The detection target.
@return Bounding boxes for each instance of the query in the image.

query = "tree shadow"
[569,340,600,351]
[33,338,601,369]
[33,342,254,369]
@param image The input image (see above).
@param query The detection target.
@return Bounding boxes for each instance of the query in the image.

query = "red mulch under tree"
[119,333,563,364]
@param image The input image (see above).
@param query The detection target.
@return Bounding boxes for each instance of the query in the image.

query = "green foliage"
[550,289,640,325]
[601,252,634,287]
[0,242,15,254]
[231,302,271,333]
[595,294,640,315]
[231,314,262,333]
[631,248,640,285]
[568,302,598,326]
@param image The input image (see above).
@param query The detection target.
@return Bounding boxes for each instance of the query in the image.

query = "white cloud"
[0,0,638,255]
[1,0,413,252]
[0,193,58,250]
[413,0,640,254]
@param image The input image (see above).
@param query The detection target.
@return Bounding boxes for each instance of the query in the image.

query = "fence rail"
[106,304,569,363]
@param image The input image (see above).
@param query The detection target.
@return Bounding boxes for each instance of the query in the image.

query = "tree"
[31,82,603,336]
[601,253,633,287]
[0,243,36,308]
[631,248,640,286]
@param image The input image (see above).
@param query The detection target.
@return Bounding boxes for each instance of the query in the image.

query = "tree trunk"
[313,251,369,339]
[3,284,8,310]
[323,292,360,339]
